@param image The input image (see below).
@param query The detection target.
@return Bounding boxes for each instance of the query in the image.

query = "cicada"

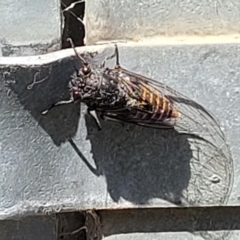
[40,40,232,226]
[42,39,227,150]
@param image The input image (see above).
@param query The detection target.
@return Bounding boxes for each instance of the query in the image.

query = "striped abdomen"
[139,86,180,121]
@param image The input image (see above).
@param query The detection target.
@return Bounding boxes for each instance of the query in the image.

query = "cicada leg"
[87,109,102,131]
[100,114,130,132]
[42,98,74,115]
[100,44,120,68]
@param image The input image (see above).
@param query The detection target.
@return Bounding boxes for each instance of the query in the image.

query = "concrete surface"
[0,0,61,56]
[85,0,240,44]
[0,41,239,222]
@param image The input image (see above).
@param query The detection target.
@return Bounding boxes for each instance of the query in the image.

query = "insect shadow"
[72,113,192,206]
[4,56,86,146]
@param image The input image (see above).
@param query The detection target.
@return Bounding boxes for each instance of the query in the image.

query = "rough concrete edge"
[0,200,180,220]
[0,35,240,66]
[2,199,239,220]
[0,44,106,66]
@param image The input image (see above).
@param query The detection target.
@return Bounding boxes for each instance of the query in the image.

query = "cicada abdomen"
[139,85,180,119]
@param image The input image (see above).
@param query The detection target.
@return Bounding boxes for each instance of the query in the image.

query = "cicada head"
[67,37,101,101]
[70,61,93,101]
[41,39,101,115]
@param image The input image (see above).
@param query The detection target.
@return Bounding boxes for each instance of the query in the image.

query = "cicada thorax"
[73,68,127,110]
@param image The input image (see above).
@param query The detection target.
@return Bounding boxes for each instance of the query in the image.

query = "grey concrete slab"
[0,0,61,56]
[0,41,239,220]
[85,0,240,44]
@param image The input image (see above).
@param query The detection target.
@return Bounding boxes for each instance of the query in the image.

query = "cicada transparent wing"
[100,45,233,212]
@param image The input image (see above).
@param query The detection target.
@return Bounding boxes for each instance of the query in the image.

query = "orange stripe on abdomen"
[141,87,147,101]
[149,91,154,105]
[140,87,180,120]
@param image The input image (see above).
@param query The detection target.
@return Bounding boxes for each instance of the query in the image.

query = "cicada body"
[42,40,226,147]
[42,42,183,131]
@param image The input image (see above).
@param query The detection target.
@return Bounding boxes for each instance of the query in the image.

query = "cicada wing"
[117,67,226,141]
[113,66,233,208]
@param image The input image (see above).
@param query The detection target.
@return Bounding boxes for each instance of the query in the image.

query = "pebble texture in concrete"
[0,0,61,56]
[0,42,239,220]
[86,0,240,44]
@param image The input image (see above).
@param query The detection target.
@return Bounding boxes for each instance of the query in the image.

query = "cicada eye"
[73,90,80,99]
[82,64,91,75]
